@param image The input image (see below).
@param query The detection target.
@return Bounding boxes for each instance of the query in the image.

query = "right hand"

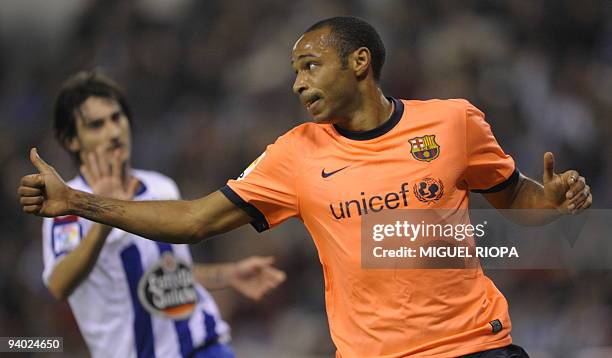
[18,148,72,217]
[80,148,139,200]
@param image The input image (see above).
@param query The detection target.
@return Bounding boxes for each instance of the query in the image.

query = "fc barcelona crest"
[409,135,440,162]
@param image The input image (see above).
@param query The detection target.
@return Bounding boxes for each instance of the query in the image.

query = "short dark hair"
[305,16,386,81]
[53,70,132,161]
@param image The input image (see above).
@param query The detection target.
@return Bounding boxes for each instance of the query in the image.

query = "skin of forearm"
[508,177,552,210]
[67,190,202,243]
[47,223,112,299]
[65,189,249,244]
[503,176,560,225]
[193,263,236,290]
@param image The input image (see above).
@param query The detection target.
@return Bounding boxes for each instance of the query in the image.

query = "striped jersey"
[42,169,230,358]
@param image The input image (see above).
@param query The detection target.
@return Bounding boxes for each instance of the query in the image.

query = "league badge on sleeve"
[409,135,440,162]
[52,215,82,257]
[237,152,266,180]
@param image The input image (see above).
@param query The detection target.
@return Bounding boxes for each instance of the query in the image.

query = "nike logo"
[321,166,349,178]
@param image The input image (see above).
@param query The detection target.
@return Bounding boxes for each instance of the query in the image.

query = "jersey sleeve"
[463,102,518,193]
[221,133,299,232]
[41,216,85,285]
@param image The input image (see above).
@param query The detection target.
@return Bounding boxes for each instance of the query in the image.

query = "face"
[69,96,132,166]
[291,28,359,123]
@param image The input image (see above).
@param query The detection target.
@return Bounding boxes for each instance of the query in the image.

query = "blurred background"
[1,0,611,357]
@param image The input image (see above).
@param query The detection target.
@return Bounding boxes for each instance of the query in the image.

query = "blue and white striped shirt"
[42,169,230,358]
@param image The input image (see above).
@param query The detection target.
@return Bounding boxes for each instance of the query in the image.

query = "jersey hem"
[220,185,270,232]
[422,336,513,358]
[335,336,513,358]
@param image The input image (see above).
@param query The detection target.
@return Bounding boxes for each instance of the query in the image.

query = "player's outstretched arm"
[483,152,592,225]
[19,148,252,243]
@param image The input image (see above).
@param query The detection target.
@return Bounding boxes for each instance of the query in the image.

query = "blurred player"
[39,72,285,358]
[19,17,592,357]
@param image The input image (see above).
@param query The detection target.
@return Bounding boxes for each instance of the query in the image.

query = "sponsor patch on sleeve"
[52,216,82,257]
[237,152,266,180]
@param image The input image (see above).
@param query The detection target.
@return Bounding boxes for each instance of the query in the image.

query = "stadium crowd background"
[0,0,611,357]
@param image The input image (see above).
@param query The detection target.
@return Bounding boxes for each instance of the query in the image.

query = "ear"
[67,136,81,153]
[350,47,371,78]
[67,111,83,154]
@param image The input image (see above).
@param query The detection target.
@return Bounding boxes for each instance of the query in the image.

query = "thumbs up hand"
[542,152,592,214]
[18,148,72,217]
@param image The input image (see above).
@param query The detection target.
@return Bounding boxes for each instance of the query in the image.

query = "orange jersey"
[222,98,517,357]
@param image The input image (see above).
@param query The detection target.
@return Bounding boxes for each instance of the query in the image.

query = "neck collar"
[333,97,404,141]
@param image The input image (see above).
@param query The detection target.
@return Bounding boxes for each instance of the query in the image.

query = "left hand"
[81,147,139,200]
[543,152,592,214]
[229,256,286,301]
